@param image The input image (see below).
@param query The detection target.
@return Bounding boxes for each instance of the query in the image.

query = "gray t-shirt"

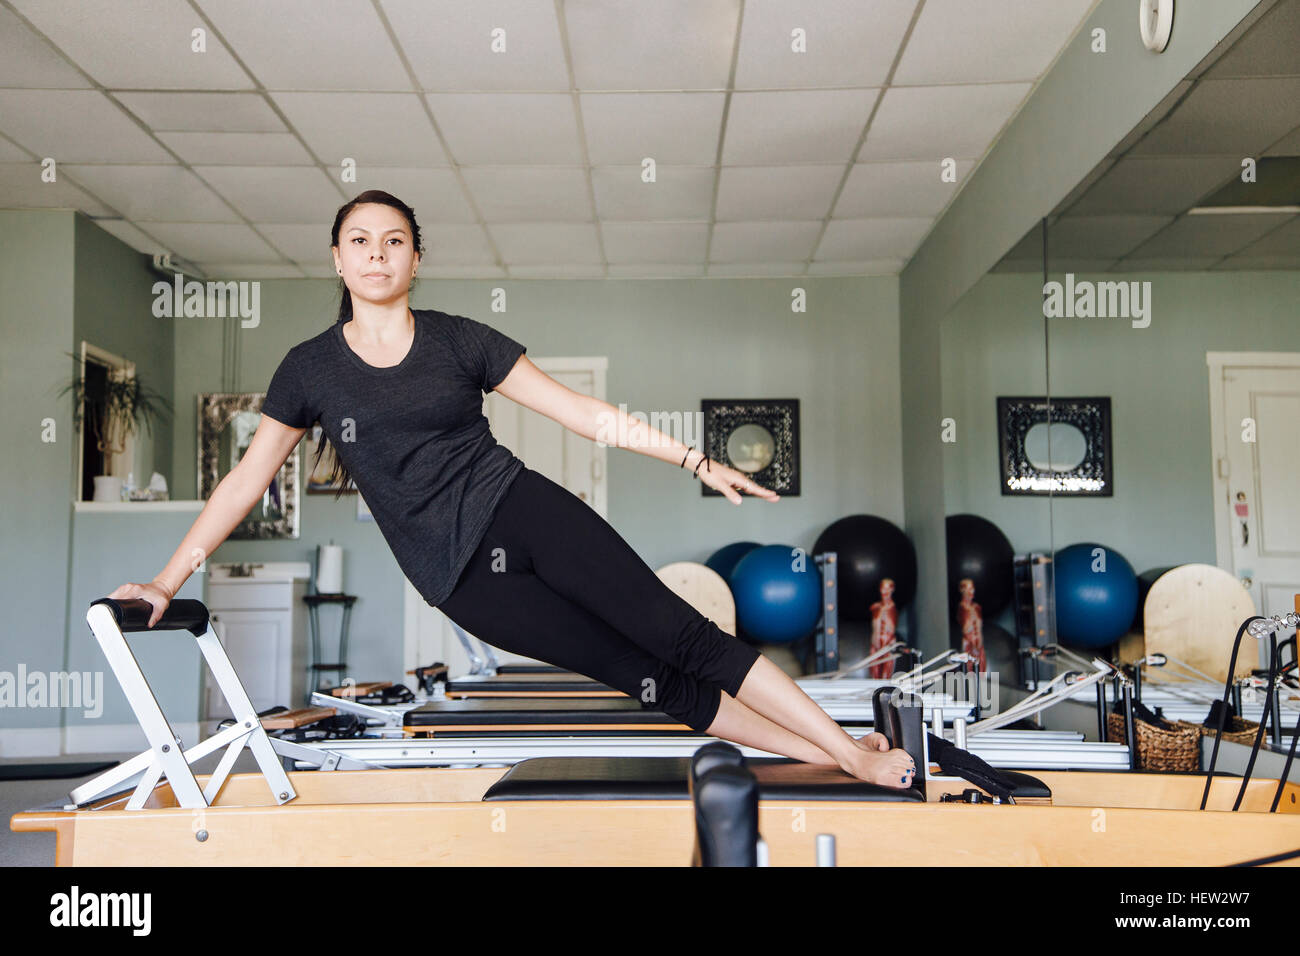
[259,308,527,606]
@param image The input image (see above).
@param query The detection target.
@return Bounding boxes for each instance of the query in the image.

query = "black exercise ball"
[945,514,1014,620]
[813,514,917,621]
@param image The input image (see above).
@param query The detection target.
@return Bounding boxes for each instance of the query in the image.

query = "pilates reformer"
[48,593,1123,820]
[14,605,1299,867]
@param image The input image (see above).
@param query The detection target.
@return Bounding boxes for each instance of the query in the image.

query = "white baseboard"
[0,726,63,758]
[0,722,203,758]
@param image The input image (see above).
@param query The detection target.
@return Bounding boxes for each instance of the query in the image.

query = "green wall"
[0,211,77,741]
[942,269,1300,572]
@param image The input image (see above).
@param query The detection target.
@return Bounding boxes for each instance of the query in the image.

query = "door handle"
[1241,522,1249,547]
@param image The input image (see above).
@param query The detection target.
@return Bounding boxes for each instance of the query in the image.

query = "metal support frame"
[450,620,501,676]
[73,599,297,809]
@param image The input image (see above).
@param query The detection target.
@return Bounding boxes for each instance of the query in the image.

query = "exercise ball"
[706,541,761,582]
[1053,543,1139,649]
[945,514,1014,619]
[730,544,823,644]
[813,515,917,620]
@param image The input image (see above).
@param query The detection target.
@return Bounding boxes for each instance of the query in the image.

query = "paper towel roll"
[316,544,344,594]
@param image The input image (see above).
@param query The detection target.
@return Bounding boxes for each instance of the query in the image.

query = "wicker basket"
[1175,715,1260,747]
[1107,710,1201,772]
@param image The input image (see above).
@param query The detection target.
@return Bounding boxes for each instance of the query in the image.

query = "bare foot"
[838,746,917,789]
[855,731,891,753]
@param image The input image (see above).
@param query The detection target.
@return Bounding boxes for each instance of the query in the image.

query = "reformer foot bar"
[67,598,369,811]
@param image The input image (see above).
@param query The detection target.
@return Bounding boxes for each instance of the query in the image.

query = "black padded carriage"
[482,756,927,802]
[403,697,691,731]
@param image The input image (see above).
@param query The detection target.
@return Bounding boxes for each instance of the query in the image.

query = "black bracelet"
[680,447,692,469]
[693,454,710,478]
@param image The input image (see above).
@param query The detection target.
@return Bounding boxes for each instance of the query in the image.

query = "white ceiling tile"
[258,223,336,266]
[807,258,904,275]
[1212,255,1300,271]
[893,0,1095,85]
[0,164,114,215]
[1236,216,1300,256]
[143,222,280,262]
[426,93,581,164]
[816,217,933,259]
[157,132,314,166]
[61,164,238,221]
[1111,257,1223,273]
[1128,212,1292,258]
[382,0,570,91]
[835,160,973,217]
[0,91,172,163]
[1131,78,1300,157]
[993,258,1126,274]
[0,4,92,88]
[735,0,919,89]
[608,263,706,277]
[1048,214,1175,257]
[581,93,725,165]
[566,0,740,90]
[508,263,607,277]
[272,92,449,167]
[857,84,1030,161]
[116,92,286,133]
[200,263,307,278]
[716,165,843,221]
[490,223,602,263]
[422,223,499,266]
[194,165,341,222]
[199,0,410,91]
[1265,125,1300,156]
[0,138,31,162]
[601,222,710,262]
[710,221,823,261]
[344,168,478,224]
[707,261,808,275]
[591,166,716,219]
[1042,258,1123,273]
[89,218,170,254]
[10,0,251,89]
[461,167,592,221]
[723,89,879,164]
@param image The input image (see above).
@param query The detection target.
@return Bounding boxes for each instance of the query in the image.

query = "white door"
[402,357,609,677]
[1212,357,1300,638]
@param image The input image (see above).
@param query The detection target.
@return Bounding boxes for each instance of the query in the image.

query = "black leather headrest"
[692,764,760,867]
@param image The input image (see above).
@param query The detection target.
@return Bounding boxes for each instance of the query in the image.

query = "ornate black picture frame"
[701,399,800,496]
[198,393,300,538]
[997,396,1112,497]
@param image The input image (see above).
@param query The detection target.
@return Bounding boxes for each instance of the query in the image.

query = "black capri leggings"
[437,467,761,731]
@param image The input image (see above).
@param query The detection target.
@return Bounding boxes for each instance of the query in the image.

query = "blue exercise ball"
[730,544,824,644]
[706,541,761,582]
[1053,543,1139,649]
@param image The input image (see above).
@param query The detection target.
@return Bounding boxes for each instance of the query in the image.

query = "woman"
[110,190,916,789]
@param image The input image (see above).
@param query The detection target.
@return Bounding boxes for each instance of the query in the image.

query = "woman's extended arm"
[494,356,778,504]
[108,416,308,626]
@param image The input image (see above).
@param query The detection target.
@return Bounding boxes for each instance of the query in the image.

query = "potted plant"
[59,352,172,502]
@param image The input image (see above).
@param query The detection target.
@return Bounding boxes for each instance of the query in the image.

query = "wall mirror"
[198,393,300,539]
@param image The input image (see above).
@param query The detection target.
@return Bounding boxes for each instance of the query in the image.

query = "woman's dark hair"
[310,190,425,500]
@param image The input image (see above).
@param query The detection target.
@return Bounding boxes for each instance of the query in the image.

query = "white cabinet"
[204,564,310,719]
